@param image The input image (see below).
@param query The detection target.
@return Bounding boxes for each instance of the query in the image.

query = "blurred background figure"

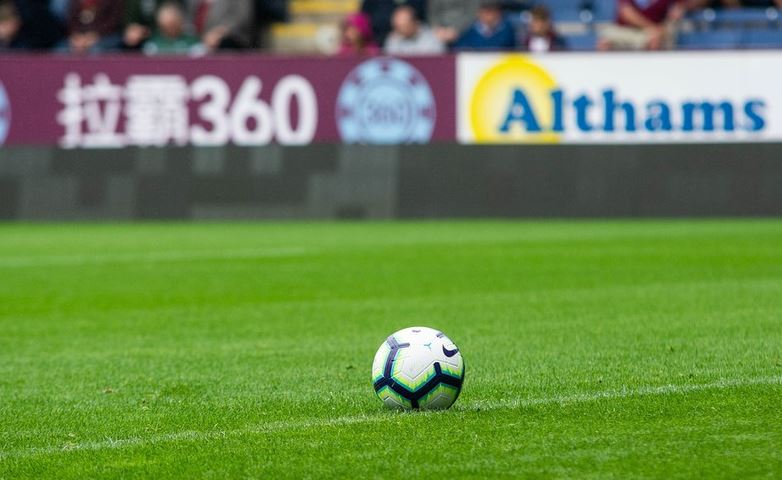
[360,0,426,45]
[337,11,379,55]
[598,0,685,50]
[428,0,482,45]
[194,0,254,51]
[143,1,200,55]
[454,0,516,50]
[124,0,186,50]
[384,5,445,55]
[253,0,288,49]
[61,0,124,53]
[11,0,67,49]
[522,5,565,52]
[0,0,23,49]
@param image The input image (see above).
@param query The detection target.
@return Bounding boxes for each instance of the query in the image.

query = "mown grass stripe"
[0,247,312,268]
[2,376,778,461]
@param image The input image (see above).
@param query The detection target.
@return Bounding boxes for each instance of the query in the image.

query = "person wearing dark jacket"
[454,0,516,50]
[10,0,66,49]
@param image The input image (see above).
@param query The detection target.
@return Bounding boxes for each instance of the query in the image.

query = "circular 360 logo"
[336,58,435,144]
[0,81,10,146]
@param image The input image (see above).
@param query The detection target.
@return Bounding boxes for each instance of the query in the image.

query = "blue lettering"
[573,95,593,132]
[603,90,636,132]
[494,88,760,136]
[743,100,765,131]
[682,101,734,132]
[551,89,564,133]
[499,89,541,133]
[644,101,673,132]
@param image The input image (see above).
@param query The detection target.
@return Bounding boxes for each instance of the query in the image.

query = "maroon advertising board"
[0,55,456,148]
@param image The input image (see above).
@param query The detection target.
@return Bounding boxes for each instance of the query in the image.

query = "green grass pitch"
[1,220,781,478]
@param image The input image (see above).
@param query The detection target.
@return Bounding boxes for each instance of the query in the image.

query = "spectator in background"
[195,0,255,50]
[428,0,482,45]
[143,1,200,55]
[384,5,445,55]
[522,5,565,52]
[338,11,379,55]
[12,0,67,49]
[124,0,187,50]
[0,0,24,49]
[62,0,125,53]
[454,0,516,50]
[598,0,685,50]
[360,0,426,45]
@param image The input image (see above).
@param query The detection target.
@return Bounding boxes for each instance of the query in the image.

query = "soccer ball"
[372,326,465,410]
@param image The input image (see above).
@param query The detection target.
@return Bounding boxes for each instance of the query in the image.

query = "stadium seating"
[681,8,782,50]
[537,0,589,23]
[564,32,598,50]
[271,0,358,52]
[543,3,782,51]
[591,0,618,22]
[743,28,782,48]
[677,30,743,50]
[687,7,780,28]
[528,0,616,24]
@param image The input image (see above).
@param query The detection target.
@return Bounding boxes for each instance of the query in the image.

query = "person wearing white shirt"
[384,5,446,55]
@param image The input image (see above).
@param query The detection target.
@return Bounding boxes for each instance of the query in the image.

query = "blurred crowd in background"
[0,0,283,54]
[0,0,781,55]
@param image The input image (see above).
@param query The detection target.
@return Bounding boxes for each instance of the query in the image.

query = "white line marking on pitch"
[1,376,779,460]
[0,247,312,268]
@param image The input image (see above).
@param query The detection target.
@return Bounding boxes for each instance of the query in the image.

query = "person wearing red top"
[598,0,686,50]
[337,12,380,56]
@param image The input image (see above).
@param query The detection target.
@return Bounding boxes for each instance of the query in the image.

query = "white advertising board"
[457,52,782,144]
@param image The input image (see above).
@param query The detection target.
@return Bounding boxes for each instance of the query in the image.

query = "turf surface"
[1,220,781,478]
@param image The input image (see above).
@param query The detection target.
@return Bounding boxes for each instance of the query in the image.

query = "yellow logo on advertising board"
[469,56,560,144]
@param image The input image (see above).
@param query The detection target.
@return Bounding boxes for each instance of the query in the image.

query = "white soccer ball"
[372,326,465,410]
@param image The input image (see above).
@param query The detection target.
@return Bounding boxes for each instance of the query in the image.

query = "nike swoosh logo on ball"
[442,346,459,357]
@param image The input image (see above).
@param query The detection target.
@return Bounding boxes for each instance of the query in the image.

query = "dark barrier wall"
[1,144,781,220]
